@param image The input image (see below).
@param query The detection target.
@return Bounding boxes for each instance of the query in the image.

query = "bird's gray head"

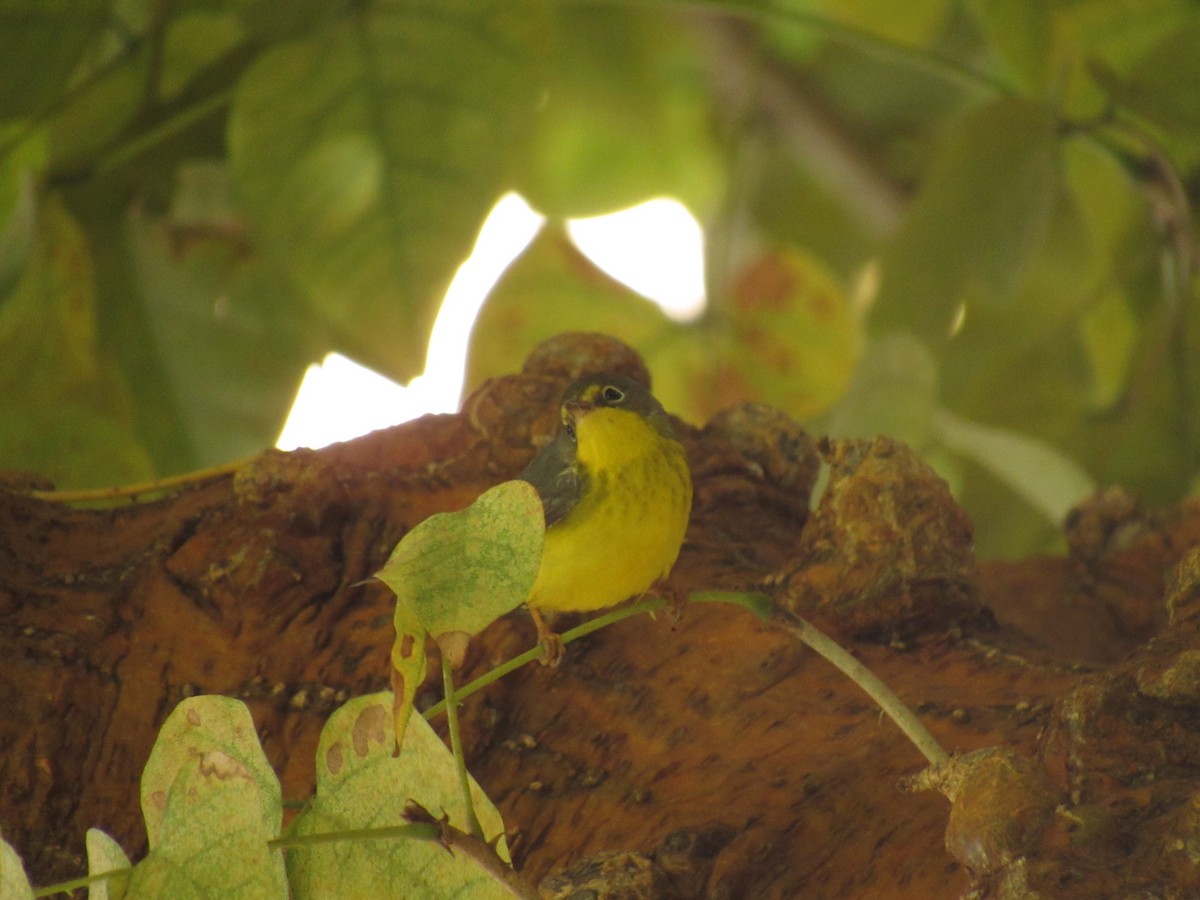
[558,374,671,439]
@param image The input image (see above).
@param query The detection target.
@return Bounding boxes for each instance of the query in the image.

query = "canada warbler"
[520,373,693,664]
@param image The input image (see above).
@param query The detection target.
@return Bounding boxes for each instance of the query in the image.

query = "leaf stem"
[441,651,484,840]
[425,591,946,768]
[769,605,949,766]
[33,867,132,898]
[93,87,235,175]
[422,597,671,720]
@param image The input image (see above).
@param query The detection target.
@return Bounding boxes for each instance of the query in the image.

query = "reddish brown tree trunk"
[3,336,1199,897]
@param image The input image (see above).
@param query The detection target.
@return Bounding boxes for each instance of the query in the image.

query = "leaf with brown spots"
[389,593,426,754]
[286,693,511,898]
[130,696,285,896]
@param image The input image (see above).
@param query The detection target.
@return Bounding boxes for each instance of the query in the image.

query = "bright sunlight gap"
[276,195,706,451]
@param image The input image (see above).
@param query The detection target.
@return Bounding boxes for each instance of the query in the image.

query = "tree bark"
[3,335,1199,897]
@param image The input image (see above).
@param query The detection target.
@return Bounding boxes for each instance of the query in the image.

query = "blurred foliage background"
[1,0,1198,558]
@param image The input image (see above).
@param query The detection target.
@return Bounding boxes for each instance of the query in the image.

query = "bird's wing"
[519,433,585,527]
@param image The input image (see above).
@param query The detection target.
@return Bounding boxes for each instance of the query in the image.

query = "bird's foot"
[649,583,689,626]
[529,605,565,667]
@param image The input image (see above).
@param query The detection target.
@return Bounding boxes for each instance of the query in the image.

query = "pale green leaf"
[749,149,881,275]
[0,197,99,390]
[0,838,34,900]
[1069,0,1196,74]
[1080,289,1137,410]
[933,408,1095,524]
[123,196,320,468]
[465,226,678,393]
[286,693,511,900]
[140,695,281,847]
[876,97,1060,338]
[0,402,153,489]
[1060,135,1140,288]
[0,196,152,487]
[0,127,45,295]
[159,11,246,101]
[132,696,286,898]
[727,247,863,419]
[825,333,938,450]
[86,828,131,900]
[825,0,950,47]
[967,0,1056,92]
[389,598,427,752]
[228,1,544,380]
[376,480,544,639]
[0,0,109,120]
[44,51,146,171]
[1094,19,1200,140]
[516,7,723,218]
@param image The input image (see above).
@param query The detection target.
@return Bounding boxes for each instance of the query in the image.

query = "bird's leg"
[529,605,565,667]
[648,582,689,625]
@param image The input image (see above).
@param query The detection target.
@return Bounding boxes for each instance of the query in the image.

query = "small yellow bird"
[520,374,693,664]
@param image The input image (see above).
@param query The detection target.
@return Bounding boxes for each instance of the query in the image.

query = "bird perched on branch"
[519,373,693,665]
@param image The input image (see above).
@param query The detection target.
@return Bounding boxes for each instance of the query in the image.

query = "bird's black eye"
[564,420,576,440]
[602,385,625,404]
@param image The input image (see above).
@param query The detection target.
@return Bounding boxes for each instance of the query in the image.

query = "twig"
[21,456,252,504]
[404,803,542,900]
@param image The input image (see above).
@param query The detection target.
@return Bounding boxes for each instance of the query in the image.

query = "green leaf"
[0,404,154,489]
[933,407,1095,524]
[825,0,950,47]
[377,480,544,641]
[228,1,545,380]
[0,837,33,900]
[132,696,286,898]
[875,97,1060,338]
[0,0,110,121]
[515,6,723,217]
[0,127,45,295]
[1060,135,1141,289]
[727,247,863,419]
[389,595,427,753]
[1079,288,1137,410]
[749,149,881,275]
[158,11,247,101]
[123,183,321,469]
[86,828,131,900]
[967,0,1056,93]
[1095,19,1200,141]
[825,332,938,450]
[0,196,152,487]
[44,46,147,172]
[465,225,678,393]
[286,694,511,900]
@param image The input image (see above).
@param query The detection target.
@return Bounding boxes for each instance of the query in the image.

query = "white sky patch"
[567,197,706,322]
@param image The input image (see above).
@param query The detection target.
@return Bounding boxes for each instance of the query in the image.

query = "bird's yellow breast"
[526,407,692,613]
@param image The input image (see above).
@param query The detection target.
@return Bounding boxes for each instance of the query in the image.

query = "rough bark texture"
[3,334,1199,898]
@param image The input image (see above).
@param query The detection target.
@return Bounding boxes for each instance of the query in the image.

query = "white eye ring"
[602,385,625,403]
